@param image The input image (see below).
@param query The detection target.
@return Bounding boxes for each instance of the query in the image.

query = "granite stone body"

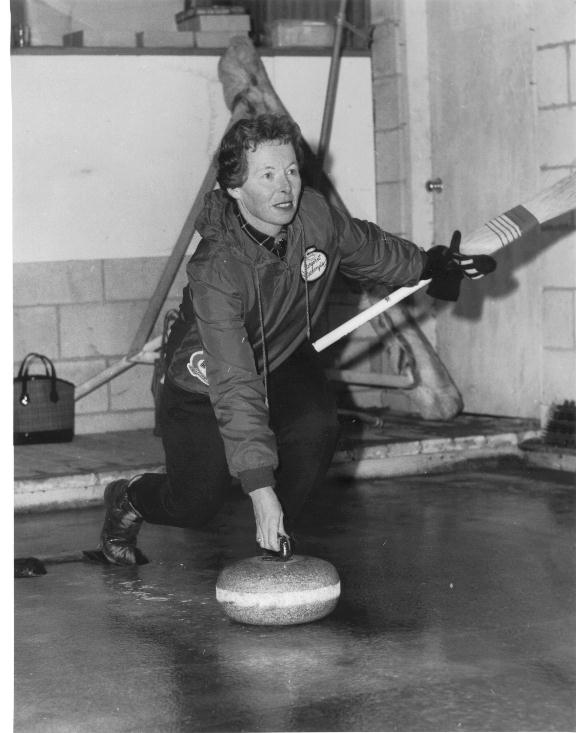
[216,554,341,626]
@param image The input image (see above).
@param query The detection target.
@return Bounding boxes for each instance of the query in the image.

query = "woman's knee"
[161,490,223,528]
[292,402,340,444]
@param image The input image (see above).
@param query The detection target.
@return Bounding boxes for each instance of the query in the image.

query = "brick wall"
[370,0,408,237]
[13,257,187,433]
[534,0,576,417]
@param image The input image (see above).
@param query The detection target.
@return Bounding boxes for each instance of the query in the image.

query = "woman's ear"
[227,187,241,201]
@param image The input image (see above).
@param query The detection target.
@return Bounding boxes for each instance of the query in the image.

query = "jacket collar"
[233,203,288,259]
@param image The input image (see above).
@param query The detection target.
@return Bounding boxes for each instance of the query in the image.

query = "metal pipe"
[325,368,414,389]
[315,0,348,181]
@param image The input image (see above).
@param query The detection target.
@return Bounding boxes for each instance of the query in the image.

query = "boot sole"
[89,546,150,566]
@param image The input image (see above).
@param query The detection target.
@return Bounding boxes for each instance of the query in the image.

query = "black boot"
[99,479,149,566]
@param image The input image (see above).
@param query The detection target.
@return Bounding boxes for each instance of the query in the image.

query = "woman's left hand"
[249,485,286,552]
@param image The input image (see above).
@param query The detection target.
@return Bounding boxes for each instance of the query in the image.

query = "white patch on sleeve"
[186,350,209,386]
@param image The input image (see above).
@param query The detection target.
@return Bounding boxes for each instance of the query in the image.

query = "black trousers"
[133,342,340,532]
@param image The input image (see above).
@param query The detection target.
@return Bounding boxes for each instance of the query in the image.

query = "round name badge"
[301,247,328,282]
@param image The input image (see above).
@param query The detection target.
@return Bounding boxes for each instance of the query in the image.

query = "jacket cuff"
[239,466,276,494]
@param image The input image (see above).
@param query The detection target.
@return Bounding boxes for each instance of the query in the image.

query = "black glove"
[422,230,497,302]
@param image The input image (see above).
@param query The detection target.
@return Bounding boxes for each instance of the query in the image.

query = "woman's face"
[227,141,301,236]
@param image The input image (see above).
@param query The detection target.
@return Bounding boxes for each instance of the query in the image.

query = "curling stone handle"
[279,535,293,561]
[258,535,294,561]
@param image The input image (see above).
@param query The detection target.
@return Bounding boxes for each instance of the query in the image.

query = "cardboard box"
[184,14,250,32]
[265,20,334,48]
[68,0,183,30]
[177,5,247,20]
[135,30,196,48]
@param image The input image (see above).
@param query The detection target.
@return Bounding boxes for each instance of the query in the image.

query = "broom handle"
[78,174,575,394]
[75,336,161,399]
[127,106,246,358]
[459,172,576,255]
[313,173,576,352]
[313,283,427,352]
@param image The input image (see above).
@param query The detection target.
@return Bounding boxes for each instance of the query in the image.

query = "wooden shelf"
[10,45,369,57]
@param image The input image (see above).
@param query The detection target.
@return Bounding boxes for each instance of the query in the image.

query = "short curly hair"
[216,113,305,191]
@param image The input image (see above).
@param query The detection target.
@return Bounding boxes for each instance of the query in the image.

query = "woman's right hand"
[249,486,286,552]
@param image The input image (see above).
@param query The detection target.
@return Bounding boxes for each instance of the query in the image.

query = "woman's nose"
[278,173,292,192]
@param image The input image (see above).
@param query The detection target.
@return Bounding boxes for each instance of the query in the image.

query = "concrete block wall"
[367,0,576,420]
[534,0,576,417]
[313,0,423,415]
[370,0,408,238]
[13,256,187,434]
[12,52,379,433]
[13,254,397,431]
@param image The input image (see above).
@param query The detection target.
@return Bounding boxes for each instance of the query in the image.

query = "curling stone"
[216,538,340,626]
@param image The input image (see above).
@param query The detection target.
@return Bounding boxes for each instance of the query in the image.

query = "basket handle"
[17,353,59,405]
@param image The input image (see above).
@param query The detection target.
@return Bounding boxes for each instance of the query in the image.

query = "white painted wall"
[402,0,575,420]
[11,53,375,263]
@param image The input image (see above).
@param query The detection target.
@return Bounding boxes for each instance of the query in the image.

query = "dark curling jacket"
[166,186,427,493]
